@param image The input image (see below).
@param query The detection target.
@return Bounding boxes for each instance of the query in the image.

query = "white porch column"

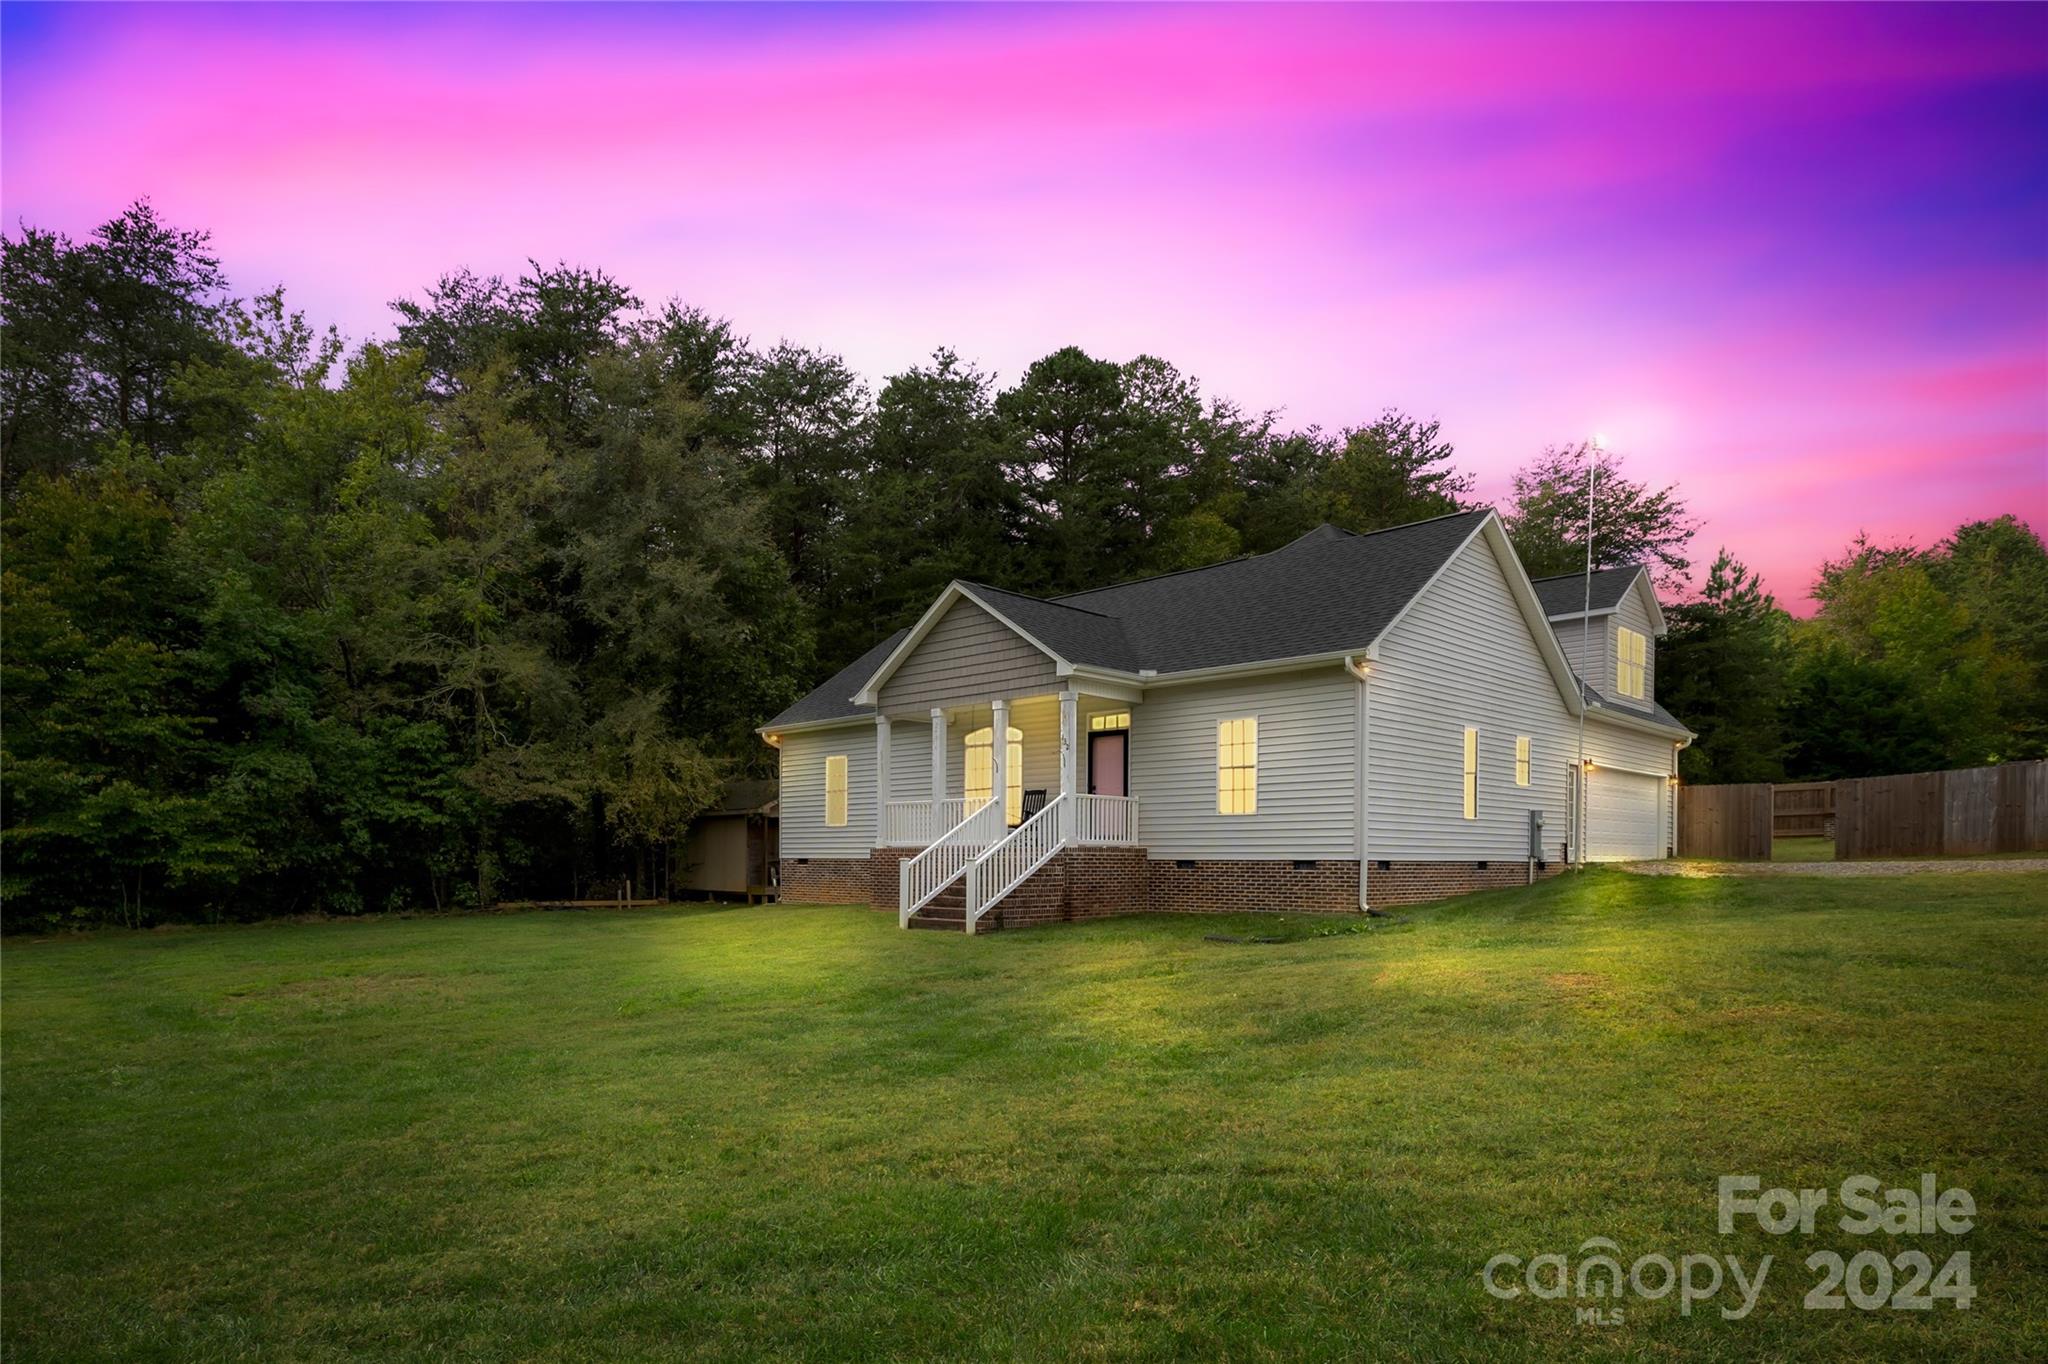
[930,706,946,805]
[990,697,1009,826]
[874,714,891,847]
[1059,688,1079,840]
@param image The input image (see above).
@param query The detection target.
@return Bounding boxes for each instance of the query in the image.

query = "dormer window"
[1616,627,1647,699]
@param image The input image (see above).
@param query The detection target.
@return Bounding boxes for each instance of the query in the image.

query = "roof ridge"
[1057,507,1490,602]
[1529,563,1645,584]
[959,580,1118,620]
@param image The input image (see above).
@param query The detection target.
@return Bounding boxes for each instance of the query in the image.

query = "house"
[758,509,1692,931]
[676,778,778,899]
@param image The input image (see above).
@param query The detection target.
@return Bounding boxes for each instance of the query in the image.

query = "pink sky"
[5,3,2045,607]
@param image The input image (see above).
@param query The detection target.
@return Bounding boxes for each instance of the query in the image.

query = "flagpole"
[1575,438,1598,868]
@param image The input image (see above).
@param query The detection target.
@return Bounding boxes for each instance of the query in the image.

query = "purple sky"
[5,2,2045,606]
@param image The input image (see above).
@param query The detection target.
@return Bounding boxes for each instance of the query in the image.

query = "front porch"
[875,689,1142,850]
[883,794,1141,849]
[871,689,1142,932]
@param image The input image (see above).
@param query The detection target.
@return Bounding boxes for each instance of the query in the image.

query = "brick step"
[907,904,1001,931]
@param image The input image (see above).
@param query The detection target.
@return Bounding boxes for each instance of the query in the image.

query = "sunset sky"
[5,2,2044,606]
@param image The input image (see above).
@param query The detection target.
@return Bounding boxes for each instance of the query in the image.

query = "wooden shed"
[678,779,778,899]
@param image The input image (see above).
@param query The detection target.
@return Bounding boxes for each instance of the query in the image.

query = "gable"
[1372,517,1584,713]
[1057,511,1488,673]
[873,595,1060,712]
[1533,565,1666,635]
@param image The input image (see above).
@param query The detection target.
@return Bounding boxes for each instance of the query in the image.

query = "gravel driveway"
[1623,858,2048,877]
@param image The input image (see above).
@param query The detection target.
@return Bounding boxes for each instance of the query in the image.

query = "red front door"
[1088,732,1127,798]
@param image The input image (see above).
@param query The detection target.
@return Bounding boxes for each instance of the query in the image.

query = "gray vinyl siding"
[1554,612,1610,692]
[1610,588,1657,712]
[1129,670,1358,860]
[877,597,1059,713]
[778,724,876,859]
[887,718,933,802]
[1370,537,1681,862]
[1370,531,1589,861]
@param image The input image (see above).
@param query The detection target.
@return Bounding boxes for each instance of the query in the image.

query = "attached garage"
[1585,766,1667,862]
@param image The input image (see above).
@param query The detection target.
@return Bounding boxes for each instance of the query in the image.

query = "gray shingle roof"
[1053,511,1489,673]
[1529,565,1645,618]
[766,509,1597,729]
[958,583,1142,673]
[762,629,906,730]
[1579,679,1693,736]
[705,778,778,815]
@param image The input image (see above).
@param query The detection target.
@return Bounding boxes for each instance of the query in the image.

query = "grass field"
[6,871,2046,1361]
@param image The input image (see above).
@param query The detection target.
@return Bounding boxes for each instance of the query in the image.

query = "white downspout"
[1348,656,1372,912]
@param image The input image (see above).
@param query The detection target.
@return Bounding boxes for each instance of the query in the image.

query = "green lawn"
[6,873,2046,1362]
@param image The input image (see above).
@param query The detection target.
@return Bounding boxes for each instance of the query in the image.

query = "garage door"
[1586,767,1665,861]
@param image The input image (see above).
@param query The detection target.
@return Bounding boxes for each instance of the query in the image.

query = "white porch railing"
[965,794,1066,935]
[884,798,977,847]
[898,797,1000,926]
[1072,794,1140,846]
[896,793,1143,930]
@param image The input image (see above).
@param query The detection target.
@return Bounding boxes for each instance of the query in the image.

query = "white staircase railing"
[964,794,1067,935]
[1073,794,1139,845]
[884,798,977,847]
[898,797,1000,926]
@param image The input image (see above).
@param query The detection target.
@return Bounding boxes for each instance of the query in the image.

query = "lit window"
[1462,728,1478,819]
[1616,627,1647,699]
[1515,736,1531,787]
[1089,712,1131,731]
[963,725,1024,824]
[1217,718,1258,815]
[824,755,848,827]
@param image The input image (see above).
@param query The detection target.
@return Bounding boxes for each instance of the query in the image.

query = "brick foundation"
[781,850,1563,920]
[991,845,1149,928]
[1364,859,1564,907]
[866,847,911,911]
[778,857,873,906]
[1145,858,1360,915]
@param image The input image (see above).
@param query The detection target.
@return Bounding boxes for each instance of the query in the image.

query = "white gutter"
[756,714,877,741]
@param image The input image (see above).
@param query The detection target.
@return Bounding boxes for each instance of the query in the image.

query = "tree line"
[3,203,2041,927]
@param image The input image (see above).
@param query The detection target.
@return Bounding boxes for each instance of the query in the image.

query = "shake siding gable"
[876,597,1059,713]
[1370,532,1582,860]
[779,726,877,859]
[1129,670,1356,860]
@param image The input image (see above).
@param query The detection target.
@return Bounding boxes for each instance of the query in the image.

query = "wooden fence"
[1676,782,1773,860]
[1772,781,1835,839]
[1835,760,2048,860]
[1676,761,2047,860]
